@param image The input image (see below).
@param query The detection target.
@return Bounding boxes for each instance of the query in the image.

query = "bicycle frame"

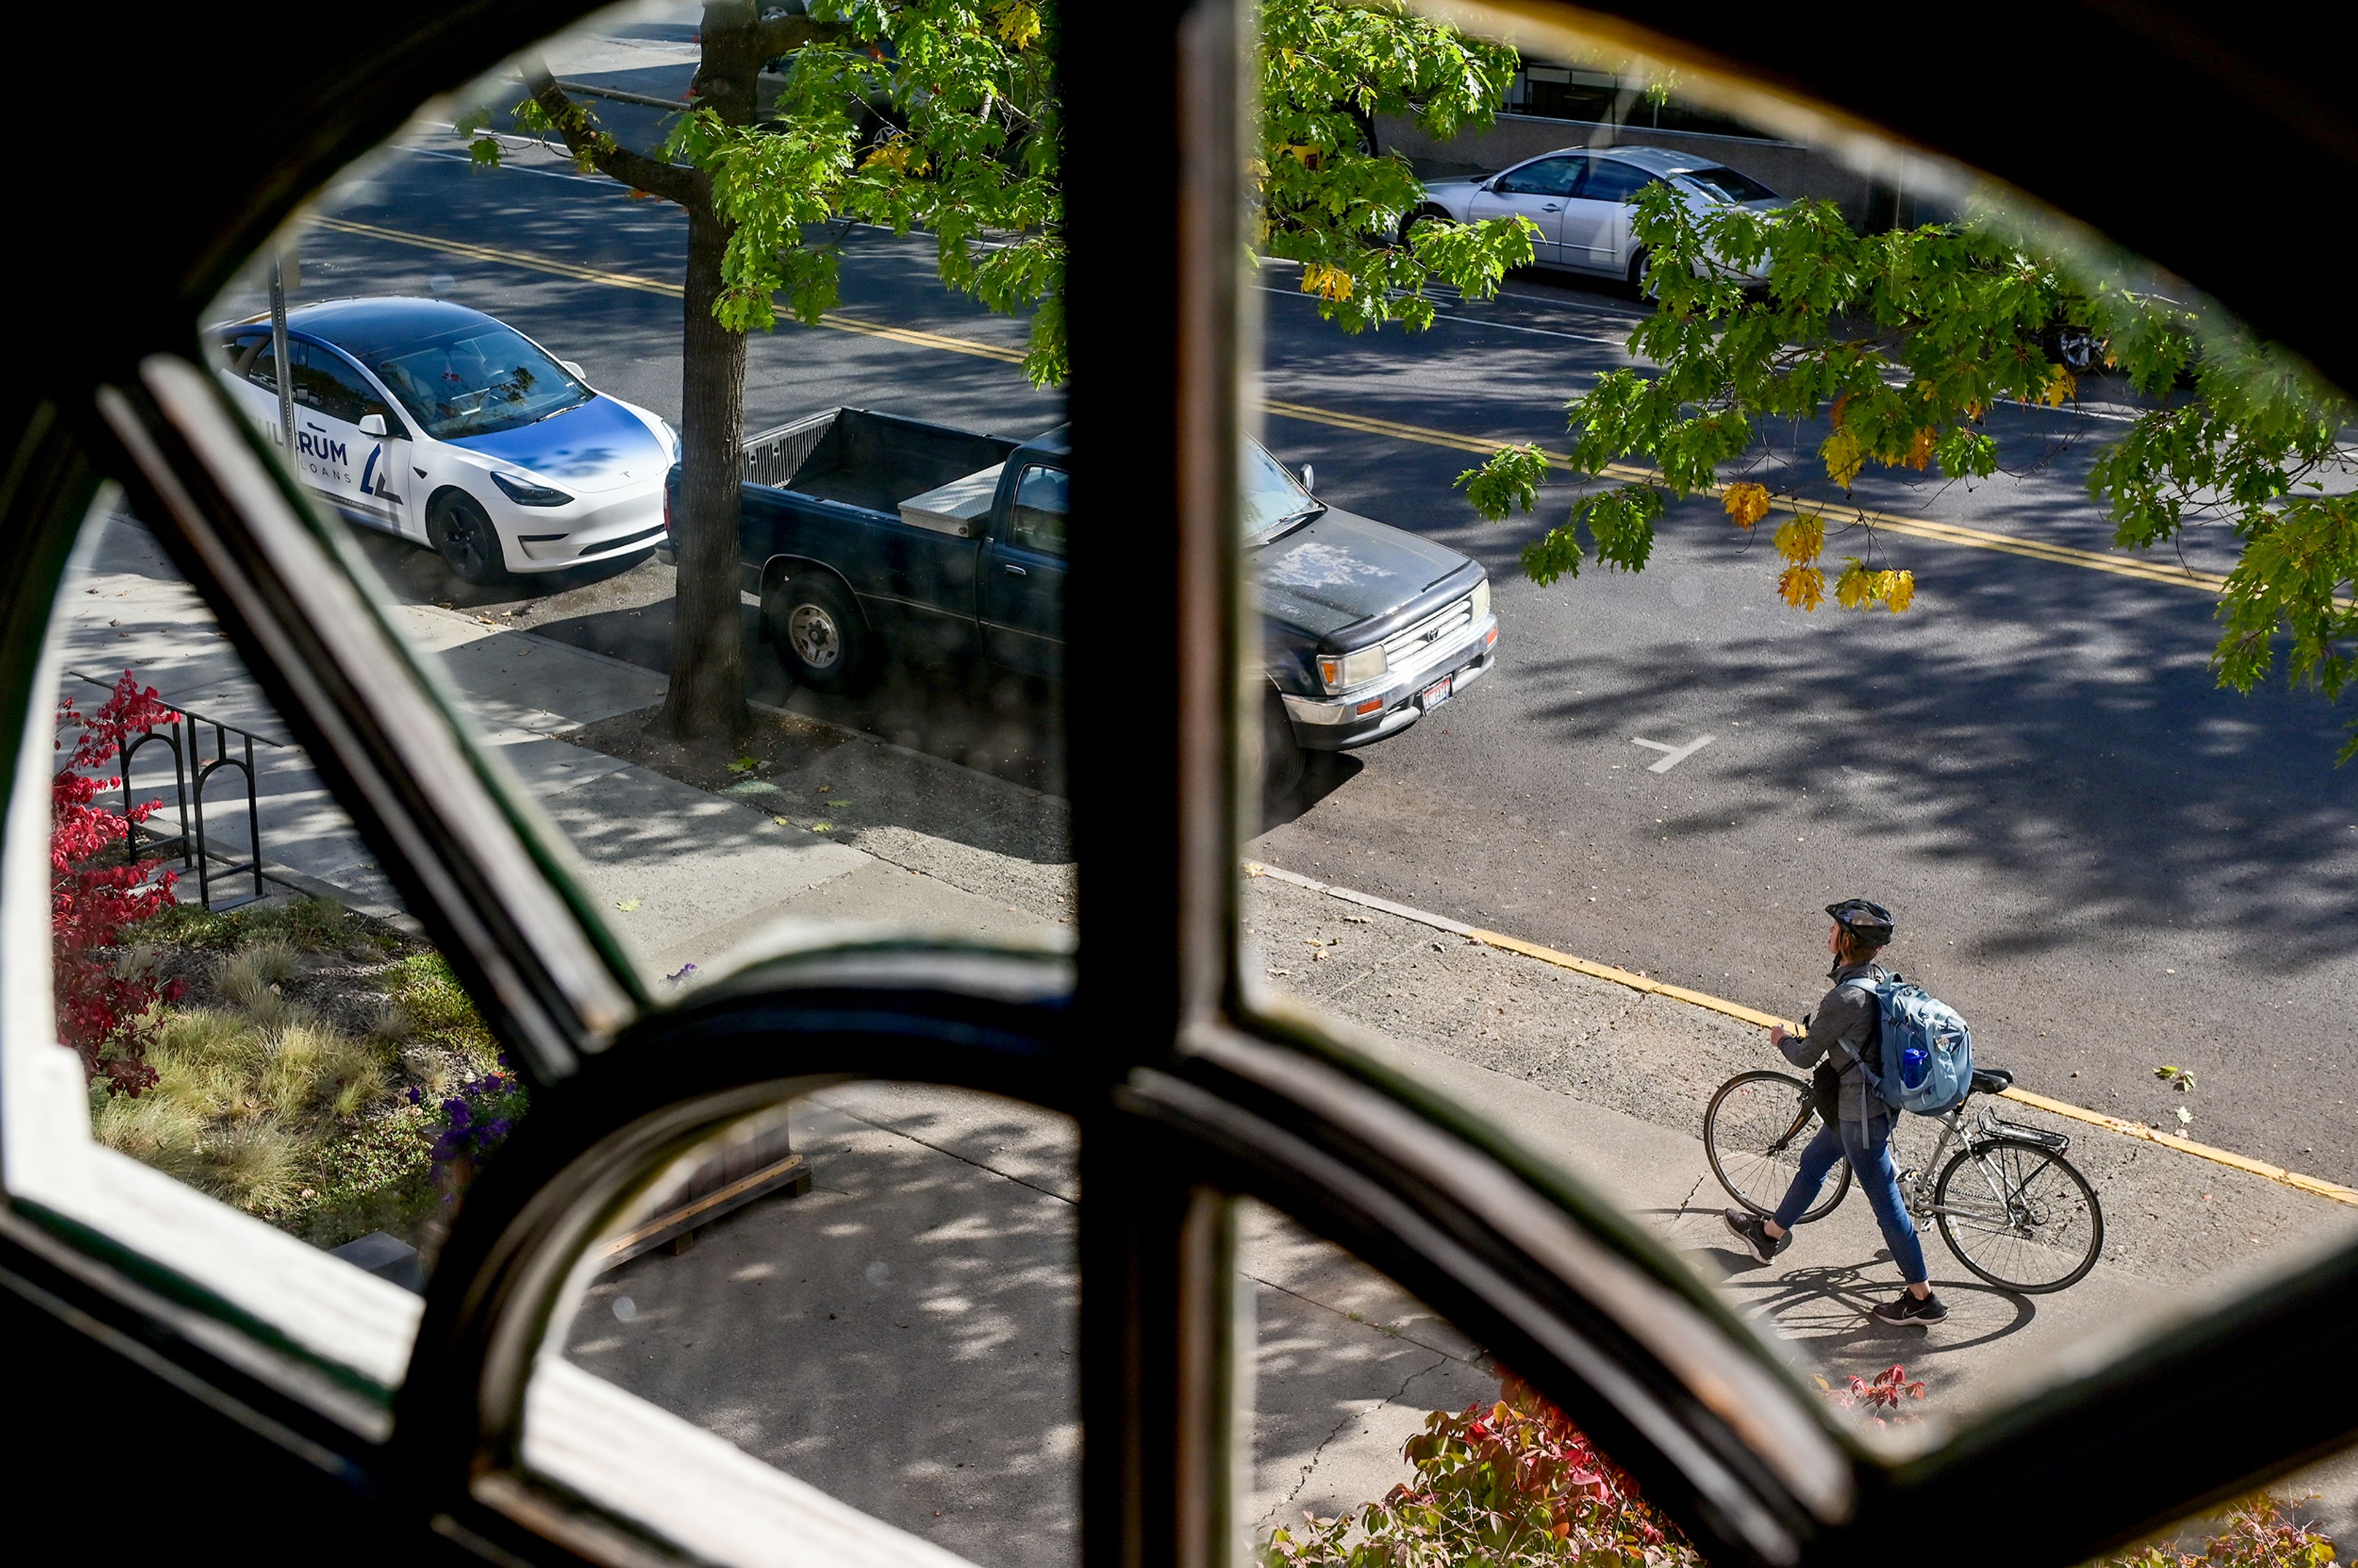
[1893,1095,2072,1220]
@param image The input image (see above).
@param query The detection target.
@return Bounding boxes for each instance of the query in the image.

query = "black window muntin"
[2,4,2356,1567]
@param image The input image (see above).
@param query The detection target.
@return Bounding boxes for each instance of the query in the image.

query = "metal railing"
[71,673,281,910]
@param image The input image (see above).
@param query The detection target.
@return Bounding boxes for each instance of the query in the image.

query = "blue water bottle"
[1900,1042,1930,1090]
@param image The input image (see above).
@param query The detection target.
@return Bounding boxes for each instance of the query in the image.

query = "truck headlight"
[1317,645,1388,693]
[1471,576,1490,623]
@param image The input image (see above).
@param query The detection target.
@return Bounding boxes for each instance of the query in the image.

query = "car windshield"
[1242,441,1321,541]
[361,322,590,439]
[1678,165,1778,204]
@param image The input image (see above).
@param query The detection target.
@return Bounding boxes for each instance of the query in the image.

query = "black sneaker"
[1870,1292,1949,1327]
[1721,1209,1790,1264]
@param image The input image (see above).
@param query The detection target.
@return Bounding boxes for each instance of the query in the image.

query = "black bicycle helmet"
[1826,897,1895,947]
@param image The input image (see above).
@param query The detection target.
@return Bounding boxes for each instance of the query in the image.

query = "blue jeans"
[1772,1114,1929,1285]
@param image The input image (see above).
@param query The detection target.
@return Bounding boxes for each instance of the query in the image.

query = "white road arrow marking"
[1631,735,1714,774]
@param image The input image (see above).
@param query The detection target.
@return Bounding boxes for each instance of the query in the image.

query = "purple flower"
[406,1085,422,1106]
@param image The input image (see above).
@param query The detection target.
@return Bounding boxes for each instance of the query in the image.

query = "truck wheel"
[1260,689,1306,804]
[428,492,507,585]
[767,575,873,693]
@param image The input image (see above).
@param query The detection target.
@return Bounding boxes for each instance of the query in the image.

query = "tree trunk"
[661,199,751,742]
[656,1,769,742]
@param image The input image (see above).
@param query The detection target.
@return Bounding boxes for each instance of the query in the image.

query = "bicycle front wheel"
[1932,1137,2104,1293]
[1704,1071,1850,1222]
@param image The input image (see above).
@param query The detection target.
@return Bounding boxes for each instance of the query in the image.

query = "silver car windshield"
[364,323,591,440]
[1242,441,1321,543]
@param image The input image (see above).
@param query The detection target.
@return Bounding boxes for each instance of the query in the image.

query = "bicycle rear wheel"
[1704,1071,1850,1222]
[1933,1137,2104,1293]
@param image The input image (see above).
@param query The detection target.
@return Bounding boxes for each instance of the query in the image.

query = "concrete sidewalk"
[63,514,1068,983]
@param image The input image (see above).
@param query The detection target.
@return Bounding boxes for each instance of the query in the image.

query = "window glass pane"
[1578,160,1654,203]
[1495,156,1581,196]
[1240,1201,1703,1561]
[1243,0,2358,1439]
[202,0,1073,990]
[2,494,530,1391]
[521,1084,1078,1568]
[1677,164,1776,205]
[1008,466,1069,557]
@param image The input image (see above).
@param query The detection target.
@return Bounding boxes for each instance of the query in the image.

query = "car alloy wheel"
[429,493,504,585]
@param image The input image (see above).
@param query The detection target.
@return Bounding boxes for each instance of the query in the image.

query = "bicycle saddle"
[1970,1066,2015,1095]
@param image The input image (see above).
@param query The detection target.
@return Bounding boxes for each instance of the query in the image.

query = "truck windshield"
[363,323,591,440]
[1242,441,1321,543]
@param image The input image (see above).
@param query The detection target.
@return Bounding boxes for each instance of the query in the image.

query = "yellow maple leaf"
[1820,428,1865,488]
[1829,392,1851,428]
[1902,427,1934,471]
[1776,564,1826,612]
[2037,364,2077,408]
[1772,512,1824,565]
[991,0,1042,47]
[1301,263,1355,301]
[1721,482,1771,529]
[1834,558,1874,610]
[1885,570,1915,613]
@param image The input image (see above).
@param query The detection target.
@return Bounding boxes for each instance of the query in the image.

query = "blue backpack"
[1842,972,1974,1117]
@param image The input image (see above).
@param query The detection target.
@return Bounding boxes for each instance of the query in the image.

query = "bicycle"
[1703,1065,2104,1294]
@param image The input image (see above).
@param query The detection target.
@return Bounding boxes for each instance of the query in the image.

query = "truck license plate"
[1420,676,1453,710]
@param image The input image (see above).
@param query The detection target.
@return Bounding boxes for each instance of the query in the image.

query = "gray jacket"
[1776,961,1891,1130]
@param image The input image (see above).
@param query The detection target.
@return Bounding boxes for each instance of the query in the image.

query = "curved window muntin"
[0,2,2352,1565]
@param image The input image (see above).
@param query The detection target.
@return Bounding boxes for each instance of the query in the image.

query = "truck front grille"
[1381,595,1474,669]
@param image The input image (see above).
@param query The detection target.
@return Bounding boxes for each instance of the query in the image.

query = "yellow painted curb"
[1248,863,2358,1208]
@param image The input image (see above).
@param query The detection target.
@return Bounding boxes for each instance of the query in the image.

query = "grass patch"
[384,953,496,1066]
[133,895,368,957]
[92,896,499,1248]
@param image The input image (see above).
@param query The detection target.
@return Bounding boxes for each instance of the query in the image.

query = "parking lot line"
[307,214,2246,601]
[1245,860,2358,1208]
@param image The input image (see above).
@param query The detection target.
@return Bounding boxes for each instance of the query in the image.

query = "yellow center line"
[1249,862,2358,1208]
[315,213,2230,598]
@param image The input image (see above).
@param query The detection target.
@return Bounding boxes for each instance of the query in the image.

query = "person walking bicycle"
[1723,898,1949,1327]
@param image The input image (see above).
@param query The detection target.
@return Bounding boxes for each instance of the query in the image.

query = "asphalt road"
[214,114,2358,1188]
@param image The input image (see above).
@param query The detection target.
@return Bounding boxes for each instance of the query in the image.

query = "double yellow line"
[313,216,1030,367]
[318,212,2232,601]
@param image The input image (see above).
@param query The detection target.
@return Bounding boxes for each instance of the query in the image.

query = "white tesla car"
[1412,144,1781,287]
[214,297,677,583]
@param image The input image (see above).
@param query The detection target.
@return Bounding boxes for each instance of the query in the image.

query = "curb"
[1246,860,2358,1208]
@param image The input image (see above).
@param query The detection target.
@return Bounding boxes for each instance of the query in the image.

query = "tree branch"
[521,63,703,211]
[750,15,836,63]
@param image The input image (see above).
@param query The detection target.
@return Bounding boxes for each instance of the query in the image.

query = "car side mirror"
[1299,464,1315,493]
[560,360,586,379]
[358,413,388,437]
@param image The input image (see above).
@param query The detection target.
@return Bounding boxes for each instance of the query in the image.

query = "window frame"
[0,4,2355,1568]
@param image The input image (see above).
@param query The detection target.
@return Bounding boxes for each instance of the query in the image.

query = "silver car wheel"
[785,602,841,670]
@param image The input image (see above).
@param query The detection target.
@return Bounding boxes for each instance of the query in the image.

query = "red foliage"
[52,673,183,1094]
[1267,1368,1695,1565]
[1817,1364,1928,1430]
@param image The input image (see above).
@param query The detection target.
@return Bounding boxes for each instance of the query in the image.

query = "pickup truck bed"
[743,407,1016,518]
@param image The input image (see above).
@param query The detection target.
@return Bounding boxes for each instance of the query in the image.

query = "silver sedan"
[1413,144,1780,287]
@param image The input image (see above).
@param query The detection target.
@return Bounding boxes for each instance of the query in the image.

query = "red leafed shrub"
[1264,1370,1697,1567]
[1815,1364,1927,1430]
[53,673,183,1094]
[2112,1496,2338,1568]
